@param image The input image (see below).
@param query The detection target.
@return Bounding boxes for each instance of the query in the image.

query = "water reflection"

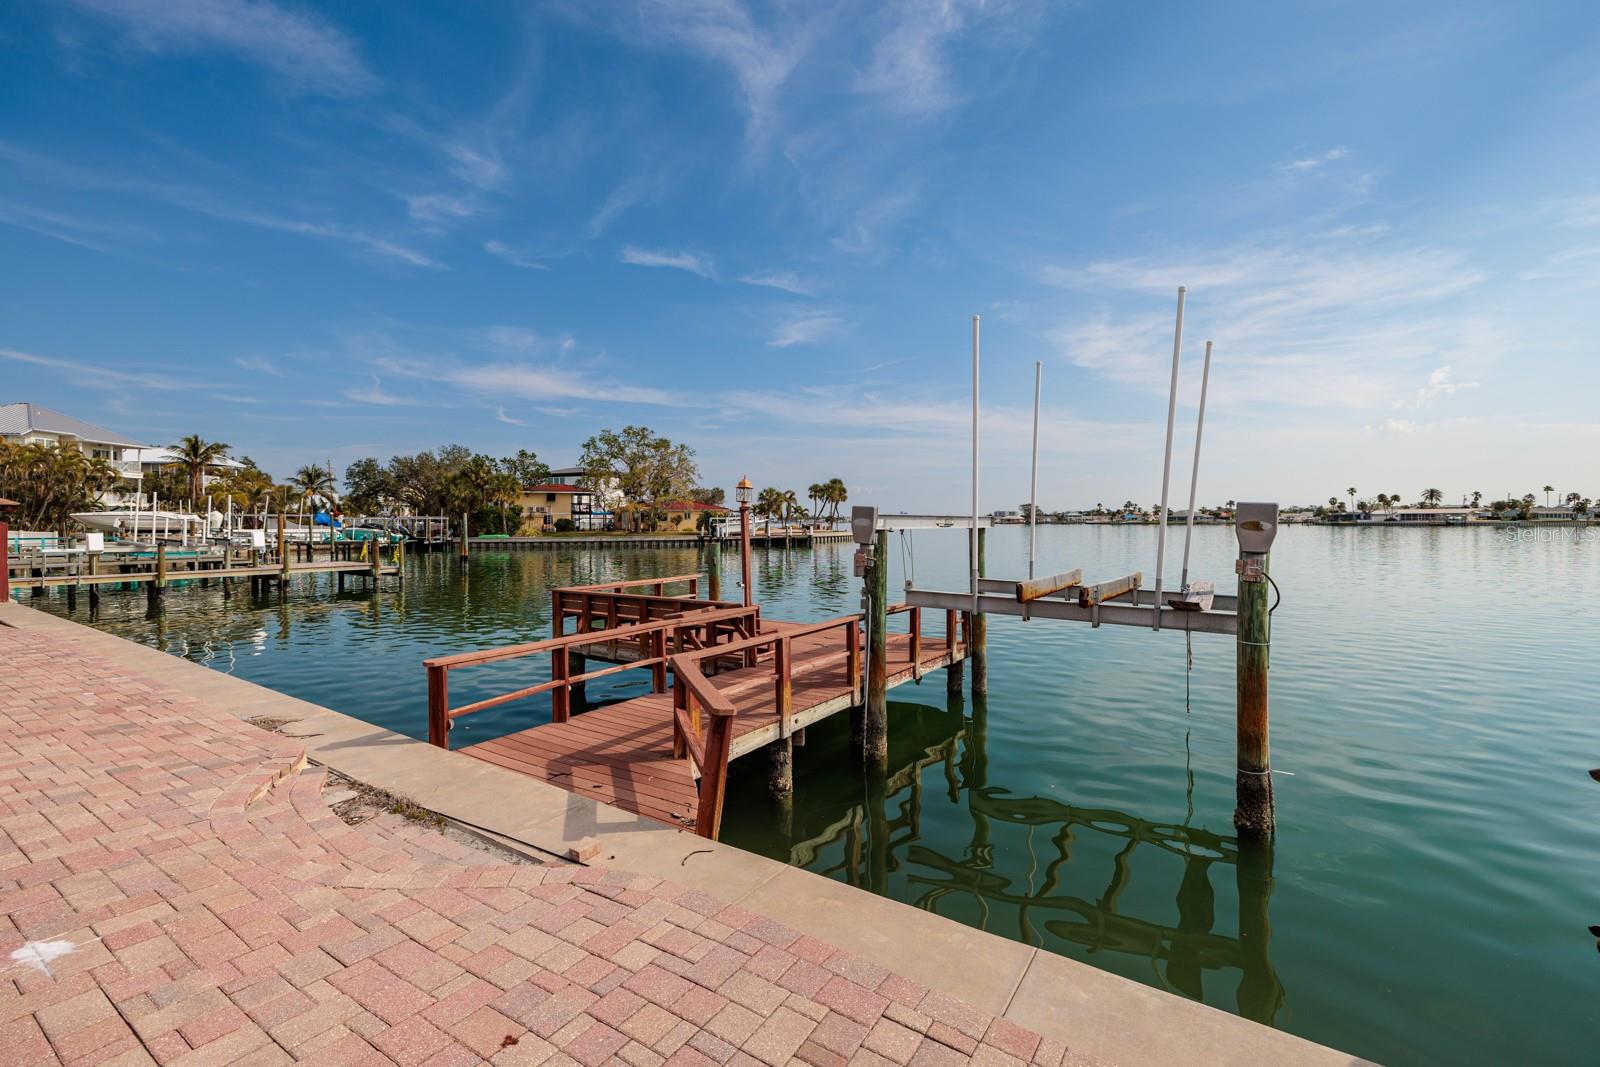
[740,692,1284,1025]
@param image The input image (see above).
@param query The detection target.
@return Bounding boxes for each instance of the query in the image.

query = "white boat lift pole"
[1029,360,1041,581]
[1179,340,1213,592]
[971,315,981,615]
[1152,286,1186,630]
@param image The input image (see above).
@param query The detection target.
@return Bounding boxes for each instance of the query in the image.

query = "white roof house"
[0,402,147,454]
[127,447,246,472]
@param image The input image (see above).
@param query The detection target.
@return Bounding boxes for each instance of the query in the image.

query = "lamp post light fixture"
[736,477,754,607]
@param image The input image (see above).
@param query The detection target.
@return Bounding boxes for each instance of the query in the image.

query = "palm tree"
[1376,493,1391,513]
[169,434,230,506]
[1346,487,1357,513]
[781,489,800,526]
[1543,485,1555,506]
[1421,488,1443,506]
[821,478,847,524]
[1328,496,1339,511]
[291,464,336,514]
[1471,490,1482,508]
[807,482,825,526]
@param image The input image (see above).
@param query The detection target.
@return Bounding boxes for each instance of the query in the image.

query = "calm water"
[33,526,1600,1065]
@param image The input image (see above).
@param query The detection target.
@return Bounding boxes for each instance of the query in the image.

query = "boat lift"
[851,292,1282,836]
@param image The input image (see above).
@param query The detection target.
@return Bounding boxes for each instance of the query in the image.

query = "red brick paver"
[0,625,1102,1065]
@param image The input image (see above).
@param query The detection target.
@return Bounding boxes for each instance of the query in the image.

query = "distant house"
[127,446,245,497]
[516,483,596,532]
[1528,505,1577,521]
[547,464,622,522]
[0,402,148,503]
[661,500,729,533]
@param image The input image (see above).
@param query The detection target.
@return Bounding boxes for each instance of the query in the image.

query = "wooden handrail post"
[846,617,862,703]
[427,665,450,748]
[695,709,735,839]
[909,606,922,672]
[688,576,699,598]
[651,629,667,693]
[551,589,563,639]
[774,636,793,735]
[0,520,9,603]
[552,649,571,722]
[864,529,889,763]
[770,635,794,800]
[672,675,688,758]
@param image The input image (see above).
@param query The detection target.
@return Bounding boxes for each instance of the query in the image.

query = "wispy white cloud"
[234,355,284,377]
[64,0,375,96]
[494,406,526,426]
[484,240,550,270]
[563,1,812,143]
[620,246,716,278]
[831,187,918,256]
[769,313,841,348]
[0,142,436,267]
[0,346,179,391]
[739,270,814,295]
[1398,365,1479,408]
[1279,146,1350,172]
[344,376,414,406]
[1042,234,1492,409]
[405,193,480,226]
[588,180,647,238]
[855,0,991,114]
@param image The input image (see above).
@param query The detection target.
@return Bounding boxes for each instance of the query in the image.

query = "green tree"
[497,449,549,487]
[1543,484,1554,506]
[168,434,231,506]
[1421,488,1443,507]
[341,458,392,514]
[0,441,119,533]
[820,478,848,523]
[690,486,726,507]
[1346,487,1357,512]
[578,426,698,531]
[291,465,337,513]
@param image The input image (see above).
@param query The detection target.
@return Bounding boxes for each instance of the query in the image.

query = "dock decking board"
[461,629,962,830]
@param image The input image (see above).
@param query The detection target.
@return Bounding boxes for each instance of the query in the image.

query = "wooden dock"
[424,574,966,837]
[462,626,959,829]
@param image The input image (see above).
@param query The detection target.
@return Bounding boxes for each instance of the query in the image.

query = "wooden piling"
[276,513,289,587]
[706,542,722,602]
[946,608,963,694]
[0,520,8,603]
[147,543,167,608]
[972,527,988,695]
[1234,548,1274,835]
[863,529,889,764]
[459,511,470,561]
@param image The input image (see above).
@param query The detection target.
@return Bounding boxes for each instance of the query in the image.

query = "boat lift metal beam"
[873,514,993,531]
[904,586,1239,636]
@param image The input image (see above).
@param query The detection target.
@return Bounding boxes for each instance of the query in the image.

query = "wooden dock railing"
[668,604,950,838]
[551,572,750,640]
[424,603,762,748]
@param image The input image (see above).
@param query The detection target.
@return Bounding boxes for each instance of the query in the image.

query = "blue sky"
[3,1,1598,511]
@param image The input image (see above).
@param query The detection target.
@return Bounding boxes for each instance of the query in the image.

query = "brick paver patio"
[0,625,1101,1066]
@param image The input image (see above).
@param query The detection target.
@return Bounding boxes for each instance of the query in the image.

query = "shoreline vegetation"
[5,427,1593,536]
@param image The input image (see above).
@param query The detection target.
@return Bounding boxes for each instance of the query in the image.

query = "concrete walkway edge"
[0,601,1362,1067]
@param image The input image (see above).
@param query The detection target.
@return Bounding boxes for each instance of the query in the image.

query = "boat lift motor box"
[1235,502,1279,554]
[851,506,878,545]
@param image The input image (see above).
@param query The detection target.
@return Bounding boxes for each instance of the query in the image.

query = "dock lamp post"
[736,477,754,607]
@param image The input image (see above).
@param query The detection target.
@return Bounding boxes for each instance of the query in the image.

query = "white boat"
[71,509,205,538]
